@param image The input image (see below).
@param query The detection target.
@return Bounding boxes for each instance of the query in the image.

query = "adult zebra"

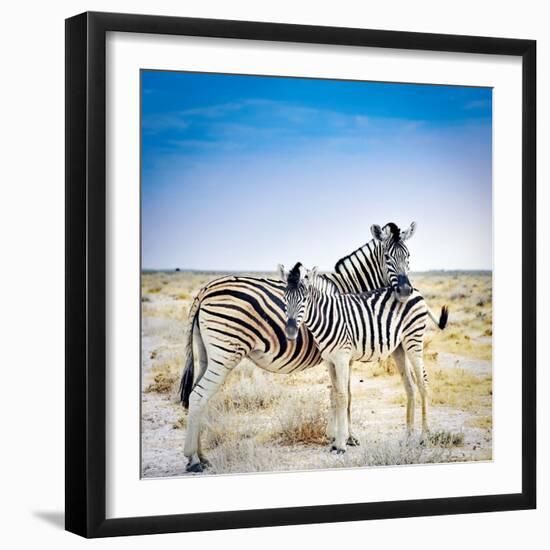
[283,263,448,453]
[180,222,417,472]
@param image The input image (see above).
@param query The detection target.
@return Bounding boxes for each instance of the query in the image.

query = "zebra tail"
[428,305,449,330]
[179,296,201,409]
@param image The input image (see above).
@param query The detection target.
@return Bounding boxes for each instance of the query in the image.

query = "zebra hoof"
[330,445,346,455]
[186,461,203,473]
[347,435,360,447]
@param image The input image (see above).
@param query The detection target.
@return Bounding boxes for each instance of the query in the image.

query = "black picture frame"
[65,11,536,538]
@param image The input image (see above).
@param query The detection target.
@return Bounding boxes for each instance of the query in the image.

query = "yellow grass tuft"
[145,372,178,394]
[172,416,187,430]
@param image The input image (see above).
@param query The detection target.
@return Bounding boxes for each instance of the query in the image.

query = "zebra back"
[303,279,428,361]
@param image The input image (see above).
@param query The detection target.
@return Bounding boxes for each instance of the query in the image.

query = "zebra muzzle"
[396,275,413,302]
[285,319,299,341]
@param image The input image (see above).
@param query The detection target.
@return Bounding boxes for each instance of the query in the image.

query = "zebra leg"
[346,369,359,446]
[326,363,336,441]
[406,350,430,437]
[330,356,351,454]
[327,363,357,445]
[392,345,416,435]
[184,358,236,473]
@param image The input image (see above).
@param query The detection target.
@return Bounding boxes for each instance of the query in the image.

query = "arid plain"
[141,270,492,477]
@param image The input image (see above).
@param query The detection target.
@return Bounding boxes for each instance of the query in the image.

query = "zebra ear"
[371,224,391,242]
[401,221,417,241]
[277,264,287,281]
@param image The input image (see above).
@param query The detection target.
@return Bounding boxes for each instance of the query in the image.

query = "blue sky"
[141,71,492,271]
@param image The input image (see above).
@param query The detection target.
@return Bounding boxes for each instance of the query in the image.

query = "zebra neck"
[304,290,336,342]
[329,240,388,293]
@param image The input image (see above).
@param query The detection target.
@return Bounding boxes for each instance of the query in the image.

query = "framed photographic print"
[65,11,536,538]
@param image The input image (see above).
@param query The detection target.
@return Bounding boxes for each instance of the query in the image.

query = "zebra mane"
[385,222,401,243]
[358,286,392,299]
[287,262,302,290]
[312,274,340,295]
[358,285,418,301]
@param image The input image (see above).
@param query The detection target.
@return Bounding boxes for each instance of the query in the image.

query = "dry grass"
[466,416,493,430]
[143,359,182,395]
[141,270,493,477]
[144,372,178,394]
[352,435,452,466]
[274,390,329,446]
[413,272,493,361]
[205,433,460,474]
[206,439,285,474]
[366,357,398,378]
[172,415,187,430]
[429,367,492,410]
[197,363,286,450]
[427,429,465,447]
[210,364,284,413]
[388,361,492,412]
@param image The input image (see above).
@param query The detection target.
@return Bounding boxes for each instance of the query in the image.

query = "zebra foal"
[283,263,448,453]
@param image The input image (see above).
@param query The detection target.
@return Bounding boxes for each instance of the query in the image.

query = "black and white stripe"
[180,222,418,472]
[330,221,415,300]
[284,263,448,453]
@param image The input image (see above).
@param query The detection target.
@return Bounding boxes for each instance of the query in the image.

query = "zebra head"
[371,221,416,303]
[279,262,313,341]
